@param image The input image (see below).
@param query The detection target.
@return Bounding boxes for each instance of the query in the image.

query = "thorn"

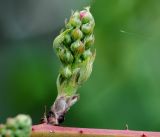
[40,105,48,124]
[49,130,54,133]
[79,130,83,134]
[44,105,47,116]
[141,133,147,137]
[125,124,129,130]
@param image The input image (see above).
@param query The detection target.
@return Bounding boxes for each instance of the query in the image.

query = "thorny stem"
[31,124,160,137]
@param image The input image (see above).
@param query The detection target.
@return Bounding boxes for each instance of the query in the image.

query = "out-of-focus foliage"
[0,114,32,137]
[0,0,160,131]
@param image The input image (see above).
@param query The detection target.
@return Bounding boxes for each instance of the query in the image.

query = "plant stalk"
[31,124,160,137]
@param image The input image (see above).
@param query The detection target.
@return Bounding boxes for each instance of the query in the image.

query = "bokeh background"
[0,0,160,131]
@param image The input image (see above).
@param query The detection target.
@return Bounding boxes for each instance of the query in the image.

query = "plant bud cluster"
[0,115,32,137]
[56,7,94,80]
[50,7,96,125]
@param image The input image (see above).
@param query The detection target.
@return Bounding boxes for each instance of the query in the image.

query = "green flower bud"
[14,130,24,137]
[6,118,17,129]
[81,49,92,60]
[69,11,81,27]
[64,50,74,63]
[5,129,13,137]
[69,17,81,28]
[80,10,94,24]
[81,22,94,35]
[71,28,83,40]
[63,34,72,45]
[70,40,84,54]
[0,115,32,137]
[0,126,6,135]
[84,34,95,49]
[15,115,32,129]
[58,48,73,64]
[61,66,72,78]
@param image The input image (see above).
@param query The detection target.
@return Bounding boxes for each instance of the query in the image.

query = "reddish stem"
[31,124,160,137]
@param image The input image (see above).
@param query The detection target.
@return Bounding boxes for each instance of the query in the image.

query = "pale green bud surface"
[64,34,72,45]
[70,40,84,54]
[81,23,94,34]
[61,66,72,78]
[80,7,94,24]
[71,28,83,40]
[69,11,81,27]
[81,49,92,60]
[84,34,95,49]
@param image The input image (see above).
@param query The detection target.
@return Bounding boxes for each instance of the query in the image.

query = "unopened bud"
[0,126,6,135]
[6,118,17,129]
[61,66,72,78]
[5,130,13,137]
[81,22,94,35]
[81,49,92,60]
[80,10,94,24]
[15,115,32,129]
[69,11,81,27]
[14,130,24,137]
[63,34,72,45]
[58,48,73,64]
[64,50,74,64]
[71,28,83,40]
[84,34,95,49]
[70,40,84,54]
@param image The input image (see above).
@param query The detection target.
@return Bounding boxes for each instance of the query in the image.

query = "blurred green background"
[0,0,160,131]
